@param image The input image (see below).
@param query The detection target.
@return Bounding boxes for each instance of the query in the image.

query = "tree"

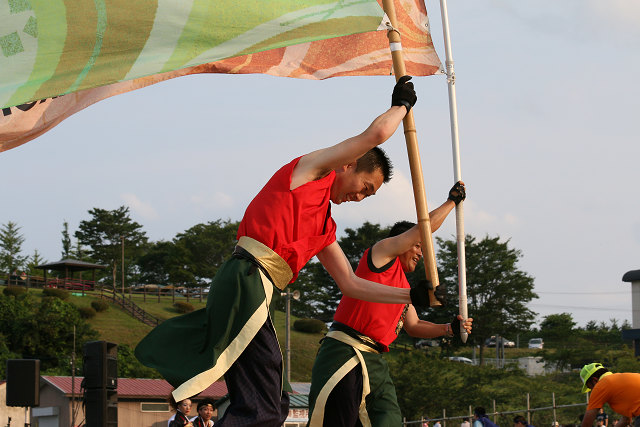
[0,221,28,274]
[430,234,538,360]
[137,240,192,286]
[0,292,98,372]
[75,206,148,289]
[173,220,240,286]
[25,249,46,276]
[540,313,576,342]
[61,220,72,259]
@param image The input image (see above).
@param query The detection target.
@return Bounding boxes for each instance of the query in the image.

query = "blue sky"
[1,0,638,327]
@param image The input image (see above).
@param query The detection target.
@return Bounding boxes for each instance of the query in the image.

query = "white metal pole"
[439,0,468,342]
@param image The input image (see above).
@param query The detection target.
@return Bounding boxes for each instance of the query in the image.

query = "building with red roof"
[29,377,309,426]
[34,376,228,426]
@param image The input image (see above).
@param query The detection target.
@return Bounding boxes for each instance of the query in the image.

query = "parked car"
[415,339,440,349]
[528,338,544,349]
[485,336,516,348]
[448,356,474,364]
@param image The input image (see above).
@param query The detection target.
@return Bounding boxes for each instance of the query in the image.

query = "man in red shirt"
[308,182,473,426]
[137,77,433,426]
[580,363,640,427]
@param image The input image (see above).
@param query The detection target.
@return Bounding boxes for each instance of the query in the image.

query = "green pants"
[135,256,275,401]
[308,336,402,427]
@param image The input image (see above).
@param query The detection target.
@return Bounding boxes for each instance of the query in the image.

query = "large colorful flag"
[0,0,441,152]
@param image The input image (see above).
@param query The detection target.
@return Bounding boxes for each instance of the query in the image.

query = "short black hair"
[590,367,609,382]
[514,415,527,425]
[355,147,393,183]
[388,220,416,238]
[474,407,486,417]
[197,398,216,411]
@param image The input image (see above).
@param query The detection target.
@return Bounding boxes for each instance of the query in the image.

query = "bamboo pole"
[381,0,440,305]
[439,0,469,342]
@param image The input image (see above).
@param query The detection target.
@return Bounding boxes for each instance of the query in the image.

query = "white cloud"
[586,0,640,32]
[189,191,235,213]
[121,193,159,220]
[462,201,522,235]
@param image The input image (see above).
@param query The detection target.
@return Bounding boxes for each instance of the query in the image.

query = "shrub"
[78,306,97,319]
[293,318,326,334]
[42,287,70,300]
[173,301,194,314]
[91,299,109,312]
[3,286,27,297]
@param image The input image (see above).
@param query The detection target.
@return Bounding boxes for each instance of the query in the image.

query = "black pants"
[322,366,364,427]
[217,319,289,426]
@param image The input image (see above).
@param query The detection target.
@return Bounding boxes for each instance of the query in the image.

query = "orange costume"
[587,373,640,418]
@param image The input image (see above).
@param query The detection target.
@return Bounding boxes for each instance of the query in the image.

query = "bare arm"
[316,241,411,304]
[403,306,473,338]
[291,106,407,190]
[370,199,456,267]
[582,409,600,427]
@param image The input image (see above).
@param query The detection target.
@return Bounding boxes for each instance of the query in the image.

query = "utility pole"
[280,290,300,383]
[71,326,76,427]
[121,236,125,296]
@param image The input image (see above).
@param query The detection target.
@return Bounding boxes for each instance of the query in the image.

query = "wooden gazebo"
[36,258,107,292]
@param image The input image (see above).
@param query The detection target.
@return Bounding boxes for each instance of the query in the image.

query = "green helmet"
[580,362,604,393]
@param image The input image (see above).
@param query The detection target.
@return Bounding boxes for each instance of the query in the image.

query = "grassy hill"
[55,289,324,381]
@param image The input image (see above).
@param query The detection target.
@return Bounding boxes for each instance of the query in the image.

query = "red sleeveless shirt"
[237,157,337,283]
[333,248,409,351]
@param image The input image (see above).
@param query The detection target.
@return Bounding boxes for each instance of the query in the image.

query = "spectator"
[192,399,215,427]
[462,417,471,427]
[474,407,499,427]
[596,409,609,427]
[168,395,193,427]
[514,415,535,427]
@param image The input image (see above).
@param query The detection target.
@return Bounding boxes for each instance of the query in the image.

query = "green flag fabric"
[0,0,385,109]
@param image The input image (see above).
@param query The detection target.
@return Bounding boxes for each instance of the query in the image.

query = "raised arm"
[371,181,465,267]
[291,77,416,190]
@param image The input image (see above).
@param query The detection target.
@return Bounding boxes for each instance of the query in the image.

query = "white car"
[448,356,474,365]
[528,338,544,349]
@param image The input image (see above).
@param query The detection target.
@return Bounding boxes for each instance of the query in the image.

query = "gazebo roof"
[36,258,107,272]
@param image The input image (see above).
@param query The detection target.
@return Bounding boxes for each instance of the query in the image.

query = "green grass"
[2,286,325,378]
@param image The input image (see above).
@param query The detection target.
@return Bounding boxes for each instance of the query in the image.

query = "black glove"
[450,316,461,337]
[409,279,430,309]
[448,181,466,205]
[425,280,447,307]
[391,75,417,112]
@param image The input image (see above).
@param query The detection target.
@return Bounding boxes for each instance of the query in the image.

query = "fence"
[0,271,209,303]
[404,393,589,427]
[97,287,162,327]
[1,272,162,327]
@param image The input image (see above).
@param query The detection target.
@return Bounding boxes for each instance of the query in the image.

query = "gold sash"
[237,236,293,291]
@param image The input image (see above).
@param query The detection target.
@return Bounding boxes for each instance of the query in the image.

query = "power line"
[536,291,627,295]
[528,303,631,312]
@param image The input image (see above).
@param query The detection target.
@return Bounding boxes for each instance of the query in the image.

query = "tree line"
[2,205,637,417]
[0,205,632,360]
